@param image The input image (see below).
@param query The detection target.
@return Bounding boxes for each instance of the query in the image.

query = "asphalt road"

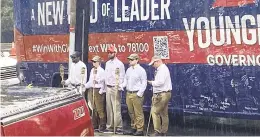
[95,112,260,136]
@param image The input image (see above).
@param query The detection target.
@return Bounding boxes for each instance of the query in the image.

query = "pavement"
[94,112,260,136]
[95,132,126,136]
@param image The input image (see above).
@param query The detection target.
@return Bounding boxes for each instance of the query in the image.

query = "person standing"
[104,46,125,133]
[147,56,172,136]
[84,55,106,132]
[61,51,87,93]
[122,53,147,136]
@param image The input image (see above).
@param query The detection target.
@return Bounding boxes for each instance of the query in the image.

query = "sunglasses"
[128,59,134,61]
[92,61,97,63]
[71,56,76,59]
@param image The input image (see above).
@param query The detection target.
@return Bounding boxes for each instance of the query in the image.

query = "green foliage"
[1,0,14,42]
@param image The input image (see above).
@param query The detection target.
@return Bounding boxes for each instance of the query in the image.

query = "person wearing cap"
[122,53,147,136]
[147,56,172,136]
[61,51,87,91]
[84,55,106,132]
[104,46,125,133]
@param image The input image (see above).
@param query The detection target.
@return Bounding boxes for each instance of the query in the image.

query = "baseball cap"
[107,45,117,53]
[148,56,161,65]
[127,53,139,60]
[91,55,101,62]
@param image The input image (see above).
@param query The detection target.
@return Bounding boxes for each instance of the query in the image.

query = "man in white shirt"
[84,55,106,132]
[147,56,172,136]
[122,53,147,136]
[61,51,87,93]
[104,46,125,133]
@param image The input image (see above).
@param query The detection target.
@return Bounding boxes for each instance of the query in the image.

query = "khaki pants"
[151,92,171,134]
[106,86,123,129]
[126,92,144,131]
[87,88,106,128]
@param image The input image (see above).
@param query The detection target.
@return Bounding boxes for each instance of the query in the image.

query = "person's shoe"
[93,126,99,132]
[115,128,124,134]
[123,129,136,135]
[99,125,106,132]
[133,131,144,136]
[103,128,113,133]
[149,131,161,136]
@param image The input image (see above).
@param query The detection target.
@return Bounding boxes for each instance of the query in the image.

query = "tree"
[1,0,14,43]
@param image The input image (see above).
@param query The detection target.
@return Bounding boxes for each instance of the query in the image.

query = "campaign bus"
[14,0,260,120]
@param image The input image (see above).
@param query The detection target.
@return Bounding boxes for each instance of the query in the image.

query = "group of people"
[61,46,172,136]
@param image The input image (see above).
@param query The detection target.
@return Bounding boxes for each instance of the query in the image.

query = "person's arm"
[99,79,106,94]
[122,69,128,88]
[65,65,72,85]
[83,65,88,84]
[85,68,93,89]
[104,62,109,85]
[137,68,147,97]
[119,62,125,90]
[151,69,167,87]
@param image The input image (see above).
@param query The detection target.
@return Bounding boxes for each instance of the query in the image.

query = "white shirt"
[151,64,172,93]
[123,64,147,97]
[105,57,125,90]
[85,66,106,94]
[65,61,87,86]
